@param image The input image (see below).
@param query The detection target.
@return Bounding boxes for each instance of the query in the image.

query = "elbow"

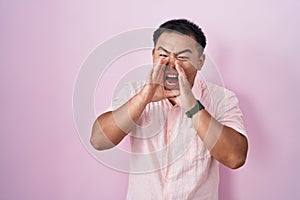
[90,134,115,151]
[227,134,248,169]
[90,136,106,151]
[227,153,247,169]
[90,116,116,151]
[90,137,100,150]
[90,129,115,151]
[90,134,103,150]
[228,144,248,169]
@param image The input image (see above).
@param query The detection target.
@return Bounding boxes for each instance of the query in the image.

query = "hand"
[139,57,180,103]
[173,60,197,111]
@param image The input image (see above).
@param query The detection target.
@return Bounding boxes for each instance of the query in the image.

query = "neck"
[168,97,178,107]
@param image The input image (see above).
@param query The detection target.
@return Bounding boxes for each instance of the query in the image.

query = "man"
[91,19,248,199]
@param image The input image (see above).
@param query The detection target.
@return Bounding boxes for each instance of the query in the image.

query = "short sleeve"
[215,90,247,137]
[106,81,144,112]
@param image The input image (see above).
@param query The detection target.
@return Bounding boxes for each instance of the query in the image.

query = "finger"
[175,61,190,91]
[153,57,168,72]
[146,67,154,83]
[175,60,187,79]
[152,57,169,84]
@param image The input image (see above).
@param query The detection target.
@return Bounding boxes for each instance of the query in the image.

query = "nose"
[167,53,176,68]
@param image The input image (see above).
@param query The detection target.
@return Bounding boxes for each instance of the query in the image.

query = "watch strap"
[185,100,205,118]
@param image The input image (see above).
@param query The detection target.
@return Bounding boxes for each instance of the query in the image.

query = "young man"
[91,19,248,199]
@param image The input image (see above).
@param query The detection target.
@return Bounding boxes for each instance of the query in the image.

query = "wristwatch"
[185,100,205,118]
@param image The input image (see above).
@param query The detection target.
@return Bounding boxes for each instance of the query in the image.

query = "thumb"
[175,61,187,79]
[175,61,190,91]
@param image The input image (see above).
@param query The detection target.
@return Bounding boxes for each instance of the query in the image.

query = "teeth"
[167,74,178,78]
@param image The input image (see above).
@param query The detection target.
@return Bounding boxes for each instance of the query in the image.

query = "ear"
[152,48,155,57]
[196,54,206,70]
[152,48,156,62]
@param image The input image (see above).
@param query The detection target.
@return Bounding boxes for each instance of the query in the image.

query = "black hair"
[153,19,207,54]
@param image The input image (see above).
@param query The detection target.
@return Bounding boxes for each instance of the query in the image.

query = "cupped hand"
[139,57,180,103]
[173,60,197,111]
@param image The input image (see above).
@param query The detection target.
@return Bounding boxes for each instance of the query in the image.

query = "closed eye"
[177,56,189,60]
[159,53,168,57]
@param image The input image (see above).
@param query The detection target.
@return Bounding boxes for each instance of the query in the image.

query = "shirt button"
[168,130,172,135]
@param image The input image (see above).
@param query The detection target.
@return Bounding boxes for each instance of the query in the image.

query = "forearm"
[90,92,148,150]
[191,109,248,169]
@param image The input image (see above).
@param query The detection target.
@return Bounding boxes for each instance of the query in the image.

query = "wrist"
[184,98,197,111]
[137,86,152,104]
[185,99,205,118]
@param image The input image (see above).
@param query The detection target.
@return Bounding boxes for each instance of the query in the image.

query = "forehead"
[155,31,198,53]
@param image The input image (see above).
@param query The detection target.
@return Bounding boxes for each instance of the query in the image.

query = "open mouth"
[164,73,179,90]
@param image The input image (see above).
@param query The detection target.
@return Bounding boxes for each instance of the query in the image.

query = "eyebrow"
[157,46,192,55]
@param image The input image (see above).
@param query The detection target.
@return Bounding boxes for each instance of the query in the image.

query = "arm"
[191,109,248,169]
[90,57,179,150]
[90,93,148,150]
[175,62,248,169]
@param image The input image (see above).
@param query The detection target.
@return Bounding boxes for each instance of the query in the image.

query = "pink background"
[1,0,300,199]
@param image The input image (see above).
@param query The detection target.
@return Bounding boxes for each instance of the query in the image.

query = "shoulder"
[206,82,240,110]
[206,82,237,100]
[192,72,237,102]
[108,81,144,111]
[199,81,241,117]
[114,81,145,97]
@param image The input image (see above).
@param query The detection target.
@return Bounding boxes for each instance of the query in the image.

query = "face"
[152,31,205,90]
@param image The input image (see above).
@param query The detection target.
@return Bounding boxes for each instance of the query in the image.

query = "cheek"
[153,57,159,65]
[153,54,162,63]
[152,54,157,62]
[181,63,197,75]
[181,64,197,83]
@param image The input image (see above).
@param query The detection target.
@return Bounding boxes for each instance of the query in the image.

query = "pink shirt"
[110,72,247,200]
